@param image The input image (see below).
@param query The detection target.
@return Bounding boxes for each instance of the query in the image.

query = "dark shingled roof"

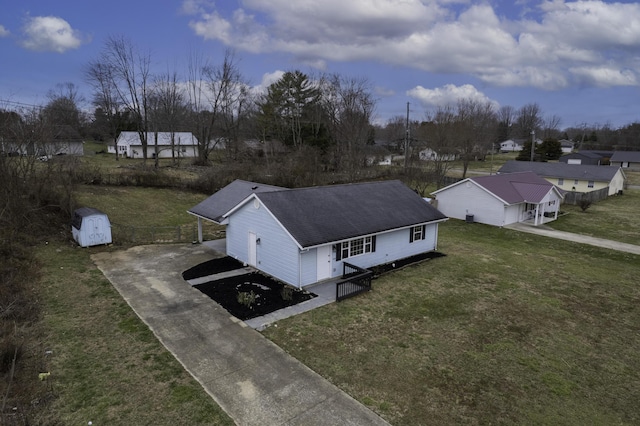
[469,172,559,204]
[611,151,640,163]
[498,160,621,182]
[253,180,447,248]
[188,180,286,223]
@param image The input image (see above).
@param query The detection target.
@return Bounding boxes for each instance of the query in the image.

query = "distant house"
[559,150,612,166]
[559,139,574,154]
[498,160,626,195]
[0,125,83,157]
[610,151,640,170]
[431,171,564,227]
[109,131,199,158]
[499,139,524,152]
[189,180,447,288]
[419,148,458,161]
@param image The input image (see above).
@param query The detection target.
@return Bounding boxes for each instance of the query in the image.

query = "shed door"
[87,216,106,245]
[248,232,257,267]
[316,245,332,281]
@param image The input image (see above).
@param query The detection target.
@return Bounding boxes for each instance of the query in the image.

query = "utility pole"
[404,102,410,172]
[530,130,535,162]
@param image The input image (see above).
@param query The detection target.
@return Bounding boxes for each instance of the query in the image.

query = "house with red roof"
[431,172,564,227]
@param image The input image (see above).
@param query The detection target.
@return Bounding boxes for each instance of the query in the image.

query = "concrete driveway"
[92,244,389,426]
[505,222,640,255]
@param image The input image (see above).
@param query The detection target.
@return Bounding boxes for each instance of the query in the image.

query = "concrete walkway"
[92,244,389,426]
[505,222,640,255]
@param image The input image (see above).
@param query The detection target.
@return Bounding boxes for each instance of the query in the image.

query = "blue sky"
[2,0,640,129]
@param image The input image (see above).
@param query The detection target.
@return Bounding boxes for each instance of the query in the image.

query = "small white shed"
[72,207,112,247]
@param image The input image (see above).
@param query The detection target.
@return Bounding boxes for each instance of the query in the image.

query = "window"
[574,179,579,185]
[335,236,376,261]
[558,178,564,185]
[588,180,595,188]
[409,225,426,243]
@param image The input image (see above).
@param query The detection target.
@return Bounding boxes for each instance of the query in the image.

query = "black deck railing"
[336,262,373,302]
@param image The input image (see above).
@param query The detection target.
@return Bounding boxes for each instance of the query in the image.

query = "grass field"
[547,189,640,245]
[35,177,639,425]
[263,220,640,425]
[34,243,233,425]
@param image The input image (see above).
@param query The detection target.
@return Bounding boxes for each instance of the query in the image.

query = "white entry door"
[248,232,257,267]
[316,245,332,281]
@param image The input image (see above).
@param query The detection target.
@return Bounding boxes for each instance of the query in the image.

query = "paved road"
[505,222,640,255]
[92,244,389,426]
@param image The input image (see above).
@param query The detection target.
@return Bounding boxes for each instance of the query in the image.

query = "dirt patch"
[370,251,446,276]
[182,257,244,280]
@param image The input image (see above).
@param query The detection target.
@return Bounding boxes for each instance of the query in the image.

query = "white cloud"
[185,0,640,90]
[0,25,9,37]
[21,16,86,53]
[407,84,499,109]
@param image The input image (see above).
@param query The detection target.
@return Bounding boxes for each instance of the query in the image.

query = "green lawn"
[264,220,640,425]
[548,188,640,245]
[34,243,233,425]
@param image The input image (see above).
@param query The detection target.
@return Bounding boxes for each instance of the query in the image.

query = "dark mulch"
[182,256,244,280]
[370,251,446,276]
[193,272,317,321]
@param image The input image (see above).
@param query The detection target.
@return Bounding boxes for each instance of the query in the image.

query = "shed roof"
[498,160,621,182]
[247,180,446,248]
[610,151,640,162]
[188,179,285,223]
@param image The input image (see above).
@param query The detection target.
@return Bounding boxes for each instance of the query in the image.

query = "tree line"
[3,34,640,177]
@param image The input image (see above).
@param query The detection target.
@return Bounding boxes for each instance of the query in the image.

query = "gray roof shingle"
[188,180,286,223]
[254,180,447,248]
[498,160,621,182]
[611,151,640,163]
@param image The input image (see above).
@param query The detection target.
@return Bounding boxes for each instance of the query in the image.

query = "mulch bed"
[370,251,446,276]
[193,273,316,320]
[182,256,245,280]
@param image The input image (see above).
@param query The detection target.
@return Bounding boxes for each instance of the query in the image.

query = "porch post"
[197,217,203,243]
[534,204,540,226]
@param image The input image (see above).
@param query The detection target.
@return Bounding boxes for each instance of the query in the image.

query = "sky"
[2,0,640,130]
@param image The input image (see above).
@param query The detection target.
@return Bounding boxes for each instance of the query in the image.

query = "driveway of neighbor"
[92,244,389,426]
[505,222,640,255]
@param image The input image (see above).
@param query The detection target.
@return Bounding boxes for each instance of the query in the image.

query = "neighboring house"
[610,151,640,170]
[189,180,448,288]
[498,160,626,195]
[559,139,574,153]
[419,148,458,161]
[559,150,612,166]
[431,172,564,227]
[1,125,83,156]
[109,131,199,158]
[499,139,523,152]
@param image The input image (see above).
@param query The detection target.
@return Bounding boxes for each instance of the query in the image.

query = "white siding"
[609,170,625,195]
[504,204,521,225]
[435,182,506,226]
[328,224,440,274]
[226,200,301,287]
[300,249,317,287]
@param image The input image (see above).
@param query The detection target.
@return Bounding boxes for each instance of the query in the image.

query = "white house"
[109,131,199,158]
[499,139,523,152]
[189,180,448,288]
[498,160,626,196]
[419,148,458,161]
[431,172,564,227]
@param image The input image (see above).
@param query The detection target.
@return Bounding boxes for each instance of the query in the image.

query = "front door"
[316,245,332,281]
[248,232,257,267]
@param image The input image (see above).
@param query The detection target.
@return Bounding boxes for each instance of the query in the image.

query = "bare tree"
[323,74,376,176]
[542,114,562,139]
[85,59,125,160]
[497,105,515,144]
[455,99,496,178]
[149,70,187,166]
[514,103,544,139]
[97,35,152,162]
[419,105,458,188]
[186,49,248,164]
